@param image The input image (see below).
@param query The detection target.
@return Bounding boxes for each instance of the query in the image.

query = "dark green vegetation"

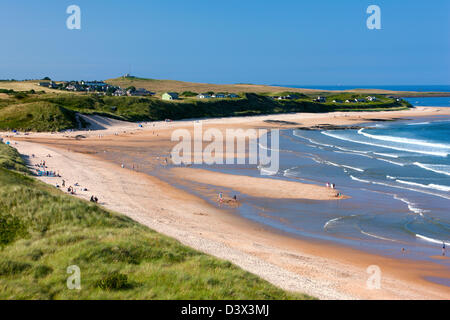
[0,101,78,132]
[0,85,411,132]
[0,142,309,299]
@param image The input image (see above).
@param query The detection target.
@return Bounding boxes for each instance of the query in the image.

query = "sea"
[273,84,450,93]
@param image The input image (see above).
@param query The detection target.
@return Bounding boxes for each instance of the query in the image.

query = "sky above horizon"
[1,1,449,85]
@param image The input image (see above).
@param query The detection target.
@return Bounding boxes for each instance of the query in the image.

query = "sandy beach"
[4,107,450,300]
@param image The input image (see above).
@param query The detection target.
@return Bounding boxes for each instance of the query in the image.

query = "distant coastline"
[273,84,450,97]
[273,84,450,93]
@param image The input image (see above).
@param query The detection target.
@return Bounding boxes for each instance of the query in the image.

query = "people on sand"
[443,242,446,257]
[90,196,98,203]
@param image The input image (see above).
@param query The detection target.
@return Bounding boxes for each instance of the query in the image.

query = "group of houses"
[196,93,240,99]
[330,96,378,104]
[270,94,301,100]
[113,88,155,97]
[38,80,242,101]
[38,80,156,97]
[39,80,120,94]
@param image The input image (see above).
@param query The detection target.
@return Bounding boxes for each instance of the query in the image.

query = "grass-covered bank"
[0,87,411,132]
[0,101,78,132]
[0,142,310,299]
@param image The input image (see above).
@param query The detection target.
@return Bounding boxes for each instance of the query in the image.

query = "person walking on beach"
[443,242,446,257]
[217,192,224,206]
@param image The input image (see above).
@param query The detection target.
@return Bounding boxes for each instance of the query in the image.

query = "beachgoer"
[233,195,237,202]
[443,242,446,257]
[62,180,65,187]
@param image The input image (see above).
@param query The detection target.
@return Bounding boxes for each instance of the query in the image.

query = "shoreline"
[5,107,450,299]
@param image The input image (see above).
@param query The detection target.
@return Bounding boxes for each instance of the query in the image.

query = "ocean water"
[188,117,450,275]
[275,85,450,92]
[266,117,450,260]
[403,97,450,107]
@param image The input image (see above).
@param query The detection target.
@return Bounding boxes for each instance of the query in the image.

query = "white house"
[162,92,179,100]
[314,96,326,103]
[197,93,212,99]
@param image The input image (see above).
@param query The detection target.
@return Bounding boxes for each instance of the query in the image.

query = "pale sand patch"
[171,167,345,200]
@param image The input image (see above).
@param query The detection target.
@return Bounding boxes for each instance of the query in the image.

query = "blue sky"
[1,0,449,85]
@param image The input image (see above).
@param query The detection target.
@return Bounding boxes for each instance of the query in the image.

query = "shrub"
[34,265,53,278]
[96,272,130,290]
[0,260,31,275]
[28,249,44,261]
[0,213,28,247]
[181,91,198,97]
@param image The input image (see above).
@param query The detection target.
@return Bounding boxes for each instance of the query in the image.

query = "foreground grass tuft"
[0,142,312,300]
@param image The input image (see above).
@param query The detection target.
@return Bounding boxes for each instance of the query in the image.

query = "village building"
[314,96,326,103]
[162,92,179,100]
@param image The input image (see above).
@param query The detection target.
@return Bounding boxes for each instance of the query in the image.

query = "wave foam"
[396,179,450,192]
[358,128,450,150]
[393,195,427,216]
[360,230,397,242]
[416,234,450,246]
[349,176,450,200]
[414,162,450,177]
[322,131,448,157]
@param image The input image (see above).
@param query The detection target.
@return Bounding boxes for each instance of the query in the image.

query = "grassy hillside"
[0,142,310,300]
[0,85,411,132]
[42,92,410,120]
[0,101,78,132]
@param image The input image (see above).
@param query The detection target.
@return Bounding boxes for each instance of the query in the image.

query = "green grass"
[0,101,77,132]
[0,142,311,300]
[0,90,411,132]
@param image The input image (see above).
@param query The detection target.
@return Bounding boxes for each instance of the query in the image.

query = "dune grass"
[0,142,311,300]
[0,101,77,132]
